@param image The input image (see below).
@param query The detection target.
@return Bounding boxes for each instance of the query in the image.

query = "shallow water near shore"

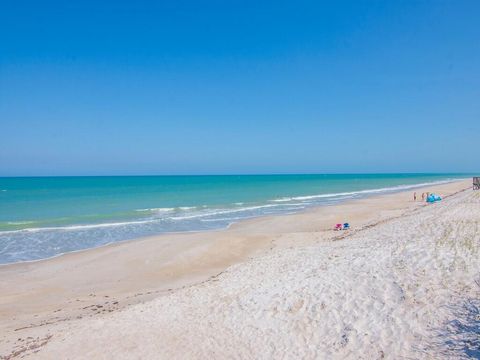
[0,174,469,264]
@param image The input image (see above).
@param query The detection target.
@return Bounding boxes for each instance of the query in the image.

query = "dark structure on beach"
[474,177,480,190]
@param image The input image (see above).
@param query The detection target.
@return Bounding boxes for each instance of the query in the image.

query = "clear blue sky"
[1,0,479,176]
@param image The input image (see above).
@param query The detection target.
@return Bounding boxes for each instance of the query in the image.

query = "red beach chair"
[334,223,343,231]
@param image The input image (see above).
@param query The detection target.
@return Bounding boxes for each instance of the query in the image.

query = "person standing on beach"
[413,192,417,201]
[422,193,425,202]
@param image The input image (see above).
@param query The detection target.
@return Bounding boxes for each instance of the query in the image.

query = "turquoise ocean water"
[0,174,468,264]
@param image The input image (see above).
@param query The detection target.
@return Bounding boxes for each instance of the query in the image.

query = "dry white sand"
[1,180,479,359]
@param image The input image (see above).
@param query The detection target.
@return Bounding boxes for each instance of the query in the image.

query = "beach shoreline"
[0,177,468,268]
[0,179,474,358]
[0,175,467,266]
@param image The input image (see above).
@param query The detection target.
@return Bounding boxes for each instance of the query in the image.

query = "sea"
[0,174,468,265]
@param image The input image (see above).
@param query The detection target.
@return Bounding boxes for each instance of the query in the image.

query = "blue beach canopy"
[427,194,442,203]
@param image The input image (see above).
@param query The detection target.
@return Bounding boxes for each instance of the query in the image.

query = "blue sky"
[1,0,479,176]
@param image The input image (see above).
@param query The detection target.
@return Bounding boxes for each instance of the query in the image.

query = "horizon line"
[0,172,476,179]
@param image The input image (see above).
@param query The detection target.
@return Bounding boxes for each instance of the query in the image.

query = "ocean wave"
[170,204,282,220]
[136,206,197,213]
[135,207,175,212]
[0,219,159,235]
[0,203,293,233]
[6,221,37,225]
[270,179,459,203]
[201,205,307,221]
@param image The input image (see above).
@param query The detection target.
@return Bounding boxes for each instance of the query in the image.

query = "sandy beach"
[1,179,478,359]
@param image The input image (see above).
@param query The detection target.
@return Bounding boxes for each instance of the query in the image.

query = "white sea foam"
[170,204,282,220]
[135,207,175,212]
[6,221,36,225]
[271,179,460,202]
[136,206,197,213]
[0,219,159,235]
[1,204,288,234]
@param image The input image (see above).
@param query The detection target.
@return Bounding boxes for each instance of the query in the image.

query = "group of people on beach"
[413,192,431,202]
